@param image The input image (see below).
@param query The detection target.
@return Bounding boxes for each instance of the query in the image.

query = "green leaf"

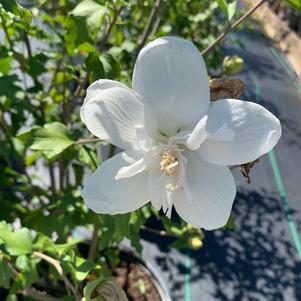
[0,57,12,75]
[28,53,48,77]
[85,52,105,82]
[78,42,98,53]
[70,0,107,33]
[216,0,227,15]
[83,277,105,301]
[227,1,237,21]
[216,0,237,21]
[33,233,57,254]
[62,255,96,281]
[65,0,107,50]
[33,233,81,257]
[100,53,121,79]
[224,214,236,230]
[55,239,82,257]
[0,221,33,256]
[128,212,144,253]
[19,122,75,159]
[0,257,11,289]
[79,145,99,171]
[98,216,115,251]
[0,0,19,15]
[5,295,18,301]
[0,75,21,99]
[0,0,32,23]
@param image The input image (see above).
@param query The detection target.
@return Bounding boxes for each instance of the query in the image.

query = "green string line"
[269,47,301,92]
[185,249,191,301]
[249,71,301,260]
[268,151,301,260]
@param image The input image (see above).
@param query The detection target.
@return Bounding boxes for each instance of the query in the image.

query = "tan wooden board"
[243,0,301,81]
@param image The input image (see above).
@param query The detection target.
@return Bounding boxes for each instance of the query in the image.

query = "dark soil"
[114,261,162,301]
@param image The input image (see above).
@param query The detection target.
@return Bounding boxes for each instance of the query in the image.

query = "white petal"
[199,99,282,165]
[132,36,210,136]
[82,151,149,214]
[81,80,146,150]
[174,150,236,230]
[148,170,164,210]
[185,115,208,150]
[115,157,145,180]
[135,125,153,152]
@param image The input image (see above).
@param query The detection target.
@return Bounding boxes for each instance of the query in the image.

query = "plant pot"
[114,248,172,301]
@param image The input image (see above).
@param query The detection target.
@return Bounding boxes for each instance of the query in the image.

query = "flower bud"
[223,55,244,76]
[188,236,203,250]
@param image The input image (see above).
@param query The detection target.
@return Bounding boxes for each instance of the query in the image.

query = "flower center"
[160,150,178,175]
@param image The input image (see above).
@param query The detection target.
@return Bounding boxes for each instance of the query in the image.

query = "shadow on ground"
[142,186,301,301]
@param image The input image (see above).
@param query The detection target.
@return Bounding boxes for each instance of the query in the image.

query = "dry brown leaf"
[209,78,244,101]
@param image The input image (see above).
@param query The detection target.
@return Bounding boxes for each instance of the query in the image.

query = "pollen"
[160,151,179,175]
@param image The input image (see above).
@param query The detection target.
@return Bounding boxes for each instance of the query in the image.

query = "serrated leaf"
[19,122,75,159]
[0,221,33,256]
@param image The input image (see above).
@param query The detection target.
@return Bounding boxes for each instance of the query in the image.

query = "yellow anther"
[160,151,179,175]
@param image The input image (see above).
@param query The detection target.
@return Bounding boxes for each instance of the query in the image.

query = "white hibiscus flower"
[80,36,281,230]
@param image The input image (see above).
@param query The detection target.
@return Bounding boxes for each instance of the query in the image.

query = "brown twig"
[22,287,60,301]
[74,73,89,99]
[23,31,33,57]
[201,0,267,56]
[49,162,56,195]
[33,251,77,297]
[99,6,124,48]
[5,259,60,301]
[136,0,164,54]
[58,156,65,191]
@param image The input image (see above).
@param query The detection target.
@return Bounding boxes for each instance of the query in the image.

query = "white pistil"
[166,183,178,192]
